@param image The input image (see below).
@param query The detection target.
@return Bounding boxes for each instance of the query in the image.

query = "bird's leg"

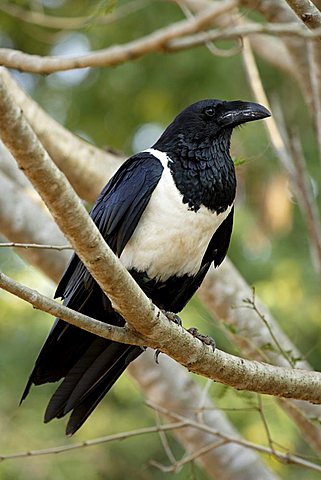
[154,310,183,363]
[187,327,216,351]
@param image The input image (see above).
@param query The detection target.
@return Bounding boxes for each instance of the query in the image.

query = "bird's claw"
[161,310,182,326]
[154,311,182,363]
[187,327,216,351]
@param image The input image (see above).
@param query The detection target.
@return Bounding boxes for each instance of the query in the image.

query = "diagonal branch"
[0,68,321,403]
[285,0,321,32]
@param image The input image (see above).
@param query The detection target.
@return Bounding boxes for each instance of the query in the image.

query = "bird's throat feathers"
[151,132,236,214]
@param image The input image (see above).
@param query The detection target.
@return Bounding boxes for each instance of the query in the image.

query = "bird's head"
[153,99,271,152]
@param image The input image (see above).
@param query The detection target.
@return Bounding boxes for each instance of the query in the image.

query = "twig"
[0,422,187,461]
[0,242,72,251]
[0,271,145,347]
[150,439,228,473]
[147,403,321,473]
[154,412,177,465]
[1,67,321,403]
[256,395,278,456]
[170,22,321,51]
[242,288,296,367]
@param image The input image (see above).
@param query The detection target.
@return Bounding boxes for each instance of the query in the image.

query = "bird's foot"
[161,310,182,326]
[154,310,182,363]
[187,327,216,351]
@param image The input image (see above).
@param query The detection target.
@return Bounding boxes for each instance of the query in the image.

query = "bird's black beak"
[217,101,271,127]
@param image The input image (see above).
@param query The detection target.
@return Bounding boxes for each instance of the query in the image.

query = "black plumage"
[21,99,270,435]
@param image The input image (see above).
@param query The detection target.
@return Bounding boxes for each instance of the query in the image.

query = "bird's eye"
[204,108,215,117]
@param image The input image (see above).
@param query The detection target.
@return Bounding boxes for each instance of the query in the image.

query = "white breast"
[120,148,232,281]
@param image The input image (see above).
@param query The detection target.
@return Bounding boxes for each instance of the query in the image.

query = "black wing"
[56,151,164,300]
[21,153,163,434]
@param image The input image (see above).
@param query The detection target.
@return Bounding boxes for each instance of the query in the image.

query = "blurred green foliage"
[0,0,321,479]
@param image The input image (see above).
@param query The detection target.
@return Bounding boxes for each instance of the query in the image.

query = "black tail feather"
[64,346,142,436]
[44,336,109,421]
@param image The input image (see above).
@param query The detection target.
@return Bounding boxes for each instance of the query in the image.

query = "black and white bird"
[21,99,270,435]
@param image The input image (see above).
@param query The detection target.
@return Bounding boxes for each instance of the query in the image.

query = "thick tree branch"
[285,0,321,32]
[1,69,321,403]
[0,81,319,471]
[0,177,278,479]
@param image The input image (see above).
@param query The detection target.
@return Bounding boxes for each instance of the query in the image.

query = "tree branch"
[0,1,236,73]
[0,271,145,347]
[285,0,321,32]
[0,242,71,250]
[0,168,279,480]
[148,403,321,474]
[0,422,187,461]
[1,68,321,403]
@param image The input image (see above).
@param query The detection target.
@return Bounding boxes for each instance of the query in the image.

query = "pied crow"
[21,99,270,435]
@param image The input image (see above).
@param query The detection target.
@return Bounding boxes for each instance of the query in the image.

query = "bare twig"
[170,22,321,51]
[242,288,296,367]
[0,242,72,251]
[0,422,187,461]
[148,403,321,473]
[256,395,278,456]
[150,439,228,473]
[154,412,178,465]
[240,0,314,108]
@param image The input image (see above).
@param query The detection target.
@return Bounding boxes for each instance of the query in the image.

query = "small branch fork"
[1,405,320,474]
